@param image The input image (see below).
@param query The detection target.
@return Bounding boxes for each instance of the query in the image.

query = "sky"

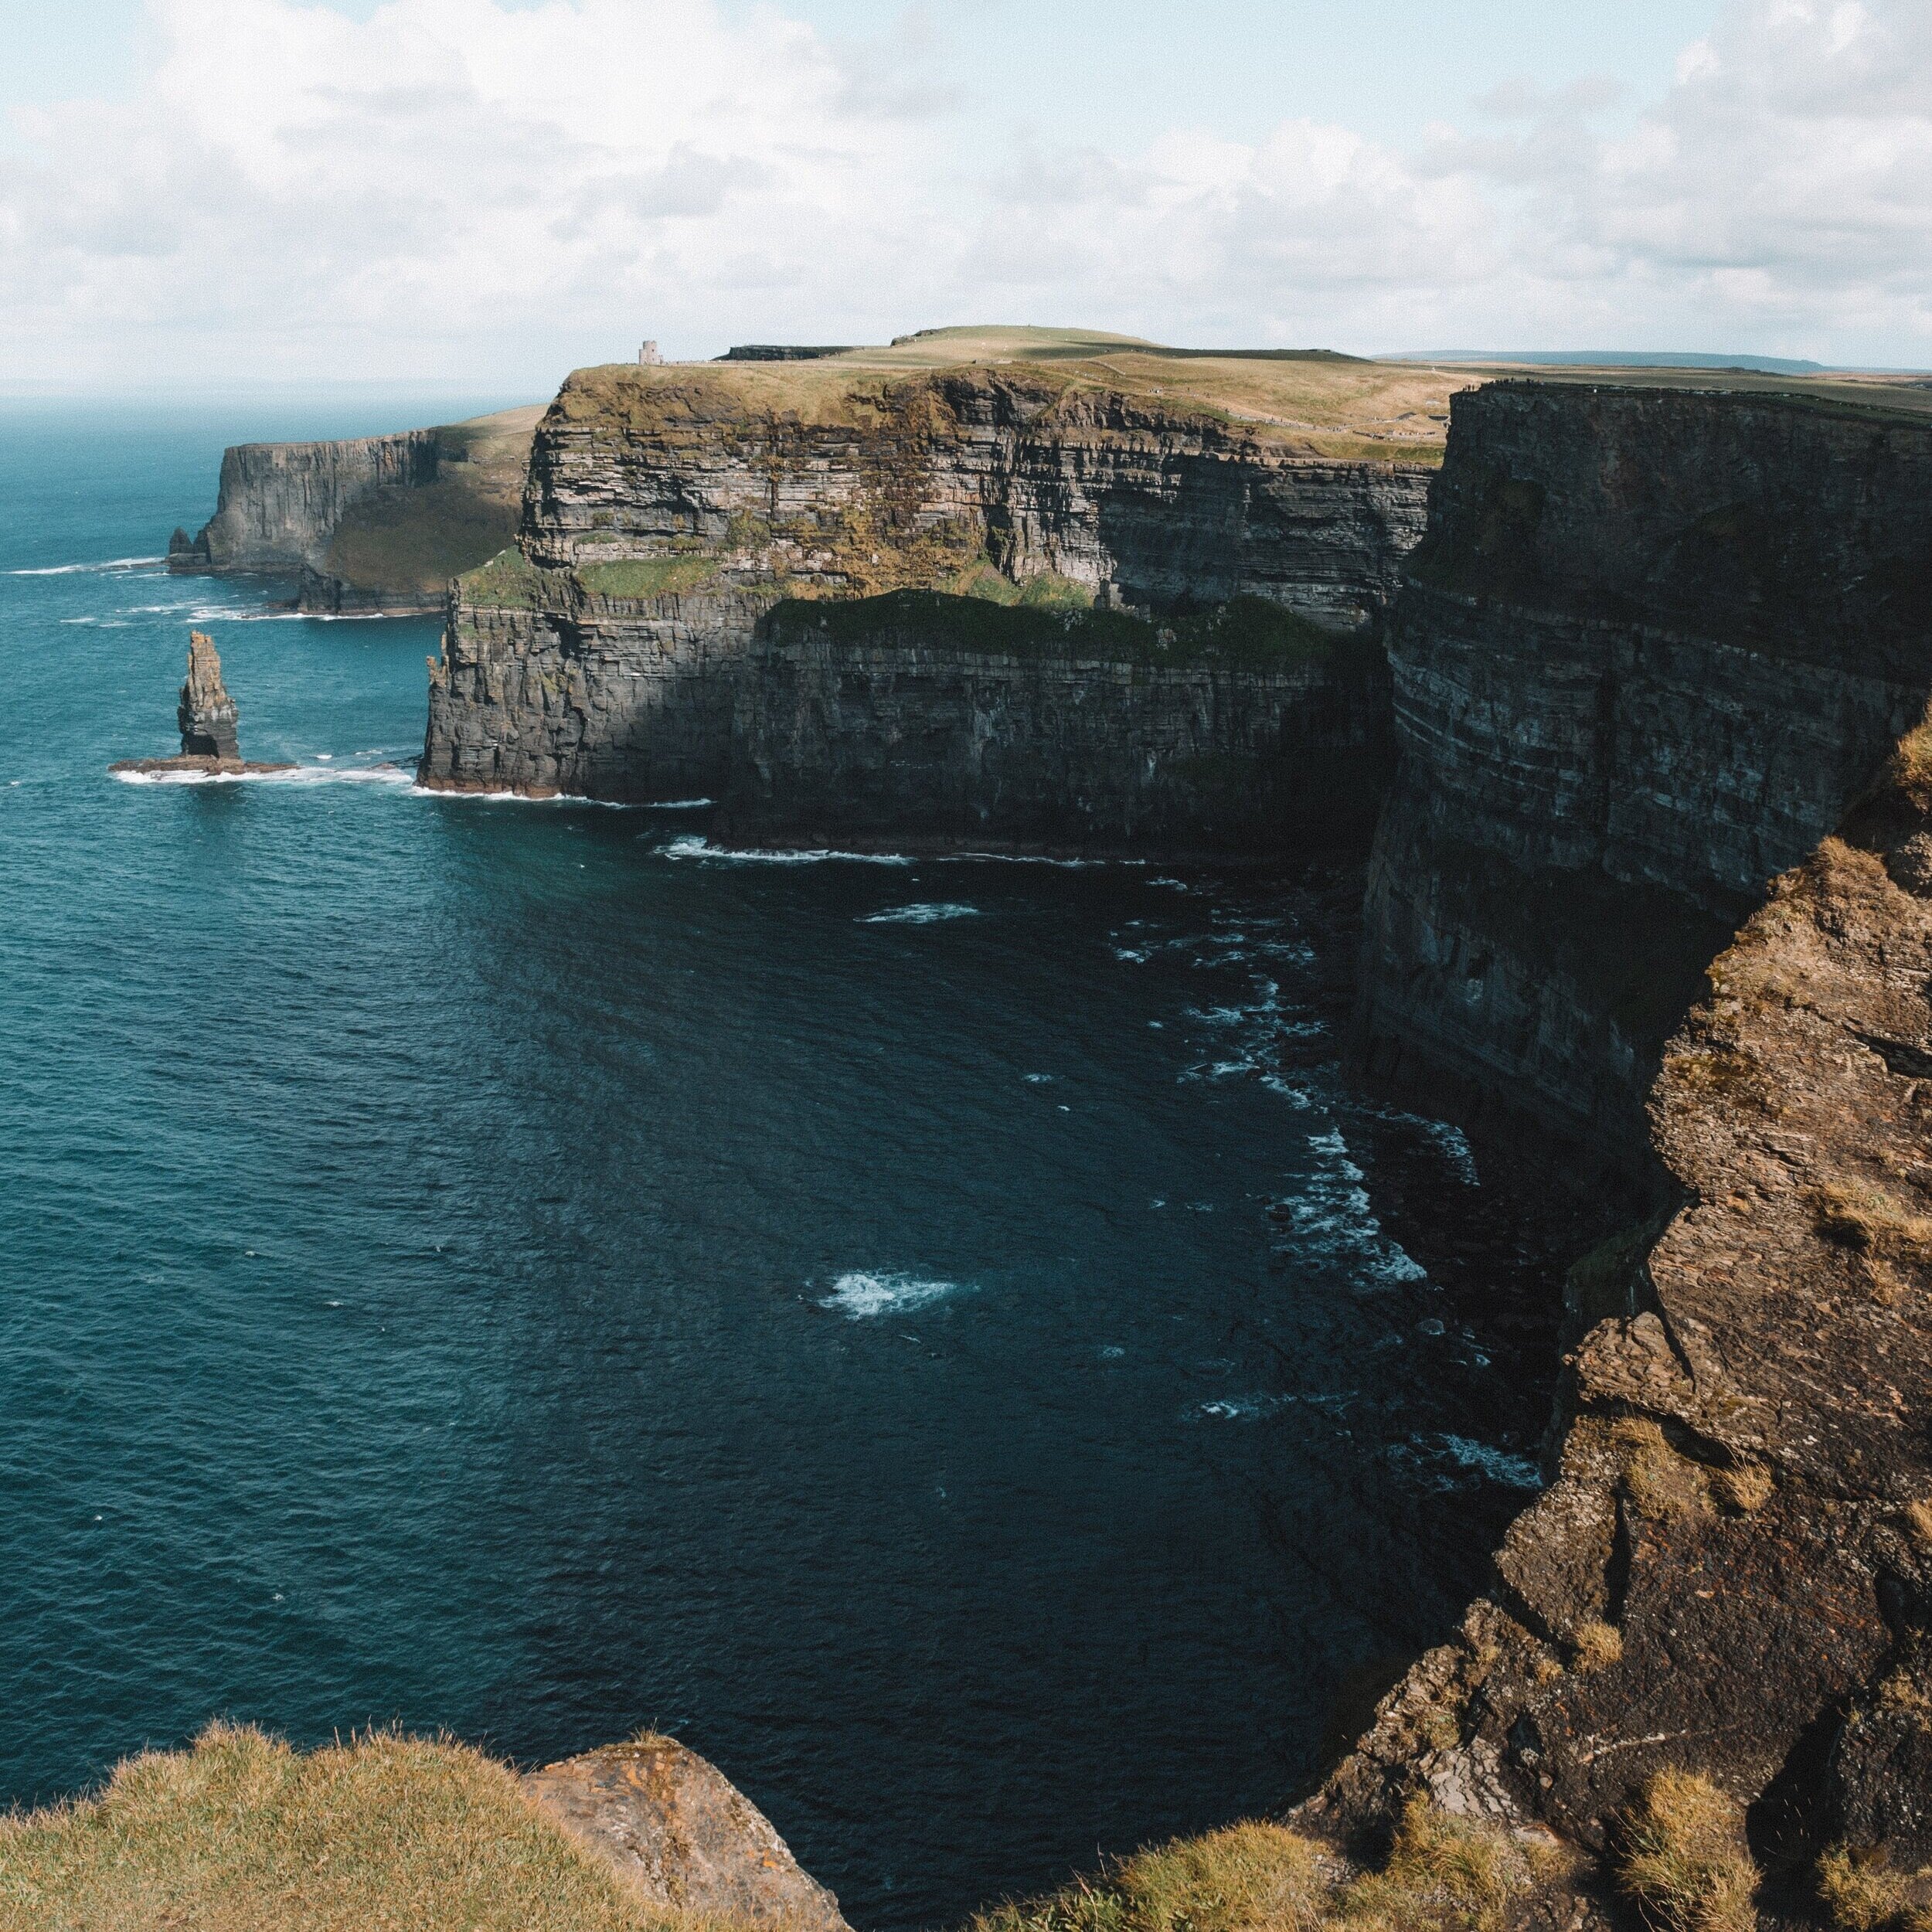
[3,0,1930,391]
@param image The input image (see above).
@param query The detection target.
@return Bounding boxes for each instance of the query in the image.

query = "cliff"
[1295,716,1932,1917]
[420,342,1450,838]
[169,406,541,614]
[1354,382,1932,1178]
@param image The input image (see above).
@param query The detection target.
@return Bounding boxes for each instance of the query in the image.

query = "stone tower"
[177,631,240,760]
[638,340,664,366]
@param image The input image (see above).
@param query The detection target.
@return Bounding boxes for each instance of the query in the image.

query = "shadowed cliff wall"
[1354,382,1932,1176]
[421,365,1430,845]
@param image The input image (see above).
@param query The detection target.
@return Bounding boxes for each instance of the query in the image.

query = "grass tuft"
[1614,1420,1712,1521]
[1617,1769,1758,1932]
[1812,1182,1932,1266]
[970,1821,1327,1932]
[1571,1621,1624,1673]
[1818,1846,1921,1932]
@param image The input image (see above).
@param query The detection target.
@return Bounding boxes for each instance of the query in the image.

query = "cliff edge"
[419,341,1455,844]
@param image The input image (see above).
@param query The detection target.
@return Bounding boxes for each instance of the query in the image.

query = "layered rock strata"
[1354,383,1932,1176]
[110,631,292,777]
[1304,719,1932,1895]
[169,408,539,614]
[172,430,438,574]
[419,362,1432,842]
[177,629,239,760]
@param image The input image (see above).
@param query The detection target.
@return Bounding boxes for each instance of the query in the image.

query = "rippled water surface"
[0,398,1555,1930]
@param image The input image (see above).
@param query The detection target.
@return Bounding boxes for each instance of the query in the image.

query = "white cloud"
[1,0,1929,387]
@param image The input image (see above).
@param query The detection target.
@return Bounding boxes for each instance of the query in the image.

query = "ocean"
[0,395,1556,1929]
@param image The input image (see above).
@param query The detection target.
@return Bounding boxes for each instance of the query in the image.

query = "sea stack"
[176,631,240,760]
[109,630,293,778]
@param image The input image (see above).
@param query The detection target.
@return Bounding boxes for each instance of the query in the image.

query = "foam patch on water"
[1394,1434,1543,1492]
[1436,1435,1542,1488]
[1277,1127,1428,1287]
[646,798,714,809]
[8,556,165,576]
[114,762,414,788]
[817,1271,965,1318]
[1196,1393,1292,1422]
[860,903,980,925]
[1374,1107,1481,1185]
[665,836,914,866]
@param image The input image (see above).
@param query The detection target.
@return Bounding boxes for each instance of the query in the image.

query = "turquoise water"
[0,397,1553,1928]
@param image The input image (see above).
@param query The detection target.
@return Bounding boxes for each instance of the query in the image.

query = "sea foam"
[816,1271,965,1319]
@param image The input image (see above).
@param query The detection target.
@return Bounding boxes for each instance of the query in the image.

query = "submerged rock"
[177,630,240,760]
[523,1735,849,1930]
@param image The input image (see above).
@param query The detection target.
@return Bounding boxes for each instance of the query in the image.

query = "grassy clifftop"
[0,1725,675,1932]
[556,328,1468,464]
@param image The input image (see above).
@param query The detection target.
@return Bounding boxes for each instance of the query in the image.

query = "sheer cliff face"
[1355,383,1932,1170]
[177,431,440,574]
[1307,735,1932,1882]
[168,408,540,614]
[521,365,1432,628]
[420,364,1430,841]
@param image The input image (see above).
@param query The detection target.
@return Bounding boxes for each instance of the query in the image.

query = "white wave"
[7,555,165,576]
[645,798,714,809]
[1419,1434,1543,1491]
[663,836,913,866]
[1277,1126,1428,1286]
[419,785,642,808]
[940,851,1140,868]
[1114,947,1151,962]
[859,902,979,925]
[1373,1106,1481,1185]
[1197,1393,1292,1422]
[816,1270,965,1319]
[114,762,413,789]
[1260,1073,1315,1105]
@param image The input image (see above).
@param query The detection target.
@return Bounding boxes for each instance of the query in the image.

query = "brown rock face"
[177,631,240,760]
[523,1736,849,1930]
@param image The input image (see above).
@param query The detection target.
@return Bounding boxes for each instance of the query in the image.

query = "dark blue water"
[0,398,1556,1930]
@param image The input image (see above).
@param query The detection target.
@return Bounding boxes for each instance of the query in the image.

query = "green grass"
[578,556,726,600]
[458,547,558,610]
[761,589,1363,671]
[325,478,520,597]
[0,1723,716,1932]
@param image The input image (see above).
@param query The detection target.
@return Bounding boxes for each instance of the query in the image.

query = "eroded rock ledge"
[1301,706,1932,1918]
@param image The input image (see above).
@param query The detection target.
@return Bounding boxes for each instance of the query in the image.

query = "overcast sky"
[4,0,1929,392]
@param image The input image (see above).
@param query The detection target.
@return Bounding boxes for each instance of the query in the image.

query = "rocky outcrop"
[109,631,293,778]
[1304,721,1932,1893]
[524,1736,849,1930]
[169,407,539,615]
[1353,383,1932,1178]
[419,361,1432,838]
[520,363,1430,626]
[177,630,239,760]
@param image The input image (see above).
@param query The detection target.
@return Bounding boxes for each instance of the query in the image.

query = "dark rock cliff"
[172,430,440,574]
[419,362,1431,844]
[168,409,539,615]
[1354,383,1932,1179]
